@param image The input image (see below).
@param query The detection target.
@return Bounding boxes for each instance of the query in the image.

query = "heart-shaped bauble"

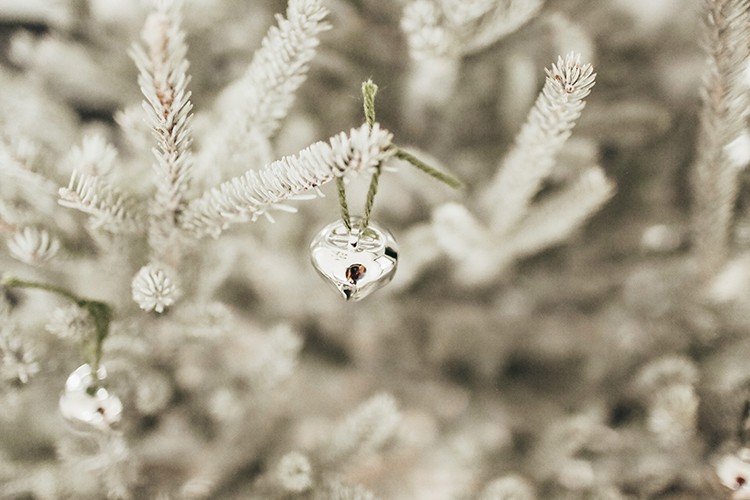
[310,217,398,301]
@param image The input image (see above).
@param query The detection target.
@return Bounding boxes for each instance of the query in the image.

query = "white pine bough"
[426,53,614,286]
[53,0,394,311]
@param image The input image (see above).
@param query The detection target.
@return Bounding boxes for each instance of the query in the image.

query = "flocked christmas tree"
[3,0,750,498]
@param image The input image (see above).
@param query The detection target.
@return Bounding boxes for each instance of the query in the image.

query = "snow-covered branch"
[130,1,194,216]
[401,0,542,59]
[481,52,596,234]
[182,123,394,238]
[129,0,194,261]
[197,0,330,178]
[691,0,750,274]
[58,170,143,233]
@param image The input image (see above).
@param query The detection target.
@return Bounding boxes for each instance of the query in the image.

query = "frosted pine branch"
[424,55,606,286]
[235,0,329,139]
[401,0,542,59]
[0,332,39,384]
[647,383,698,446]
[461,0,543,55]
[401,0,458,59]
[691,0,750,274]
[130,1,194,224]
[432,203,513,286]
[64,135,118,177]
[45,305,95,342]
[276,451,313,493]
[198,0,330,176]
[59,170,144,233]
[6,227,60,266]
[57,433,136,497]
[0,202,18,234]
[478,475,536,500]
[438,0,496,26]
[481,52,596,234]
[431,166,611,288]
[182,123,394,238]
[244,325,302,392]
[506,166,614,258]
[129,1,195,263]
[635,357,699,446]
[325,393,401,464]
[115,104,153,152]
[0,138,57,198]
[432,202,488,261]
[0,305,39,384]
[317,480,378,500]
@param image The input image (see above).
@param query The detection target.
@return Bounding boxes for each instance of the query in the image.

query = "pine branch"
[438,0,496,26]
[6,226,61,266]
[401,0,543,59]
[131,3,194,213]
[64,134,118,177]
[325,393,401,465]
[0,327,39,384]
[129,0,194,258]
[401,0,458,59]
[197,0,330,176]
[460,0,543,55]
[238,0,330,139]
[0,202,17,234]
[478,475,535,500]
[506,166,614,258]
[276,451,313,493]
[481,52,596,234]
[181,123,394,238]
[0,138,57,198]
[691,0,750,274]
[439,165,612,285]
[316,480,378,500]
[432,202,489,261]
[424,55,604,286]
[58,170,144,233]
[431,202,513,286]
[0,290,39,385]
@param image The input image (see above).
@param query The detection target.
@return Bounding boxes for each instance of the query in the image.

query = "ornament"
[307,80,459,301]
[717,448,750,499]
[310,217,398,301]
[59,364,122,430]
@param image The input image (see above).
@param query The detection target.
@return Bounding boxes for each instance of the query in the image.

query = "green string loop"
[336,79,463,234]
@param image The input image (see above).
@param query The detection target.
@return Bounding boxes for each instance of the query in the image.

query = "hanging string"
[336,176,351,232]
[360,80,381,232]
[394,148,463,189]
[334,79,462,235]
[362,79,377,126]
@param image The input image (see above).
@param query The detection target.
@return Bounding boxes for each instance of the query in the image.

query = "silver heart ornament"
[310,217,398,301]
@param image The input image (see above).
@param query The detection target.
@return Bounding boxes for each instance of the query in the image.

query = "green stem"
[2,277,80,303]
[395,148,464,189]
[1,276,112,370]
